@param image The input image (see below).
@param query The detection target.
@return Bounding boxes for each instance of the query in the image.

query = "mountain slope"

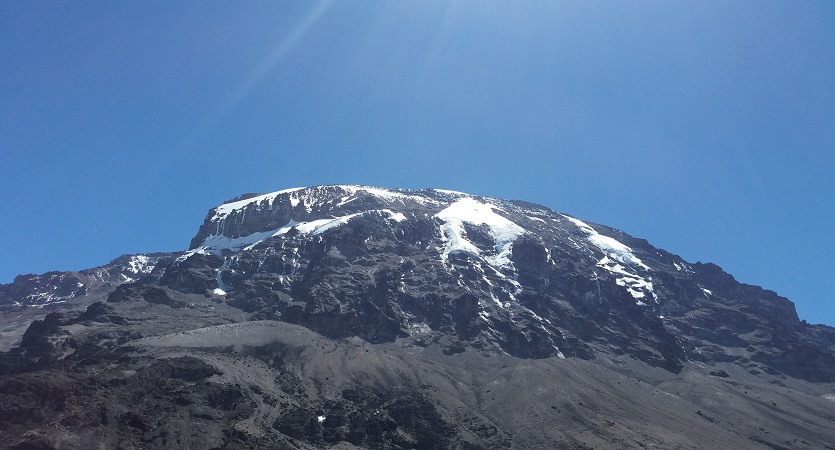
[1,185,833,449]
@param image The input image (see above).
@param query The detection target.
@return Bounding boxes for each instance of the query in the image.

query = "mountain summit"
[2,185,834,449]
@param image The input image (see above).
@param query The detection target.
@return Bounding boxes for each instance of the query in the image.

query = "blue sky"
[1,1,833,325]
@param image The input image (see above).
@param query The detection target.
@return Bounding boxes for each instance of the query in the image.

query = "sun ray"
[160,0,334,168]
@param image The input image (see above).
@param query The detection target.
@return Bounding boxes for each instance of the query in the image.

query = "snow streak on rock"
[210,187,306,222]
[435,198,526,269]
[562,216,648,269]
[562,215,655,304]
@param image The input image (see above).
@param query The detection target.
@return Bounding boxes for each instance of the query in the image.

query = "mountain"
[1,185,833,449]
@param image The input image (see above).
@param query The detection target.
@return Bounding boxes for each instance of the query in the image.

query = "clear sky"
[1,1,833,325]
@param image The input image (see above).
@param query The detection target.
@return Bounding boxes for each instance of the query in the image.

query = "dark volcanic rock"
[0,252,174,316]
[107,284,186,308]
[75,302,127,324]
[159,252,223,294]
[175,186,835,381]
[0,273,86,308]
[63,185,835,382]
[139,356,221,382]
[273,386,453,449]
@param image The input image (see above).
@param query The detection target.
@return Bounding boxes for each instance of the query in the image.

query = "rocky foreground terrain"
[1,185,833,449]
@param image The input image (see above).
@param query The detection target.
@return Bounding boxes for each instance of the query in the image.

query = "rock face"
[1,185,834,449]
[0,253,172,310]
[180,185,834,379]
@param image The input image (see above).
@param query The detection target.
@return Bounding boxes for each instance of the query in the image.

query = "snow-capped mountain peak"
[2,184,834,449]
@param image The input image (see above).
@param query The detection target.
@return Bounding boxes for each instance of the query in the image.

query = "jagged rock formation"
[1,185,833,449]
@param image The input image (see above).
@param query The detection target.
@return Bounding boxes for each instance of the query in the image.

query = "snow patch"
[435,198,525,268]
[212,187,305,221]
[562,215,655,304]
[563,215,649,270]
[380,209,407,222]
[294,215,360,235]
[210,185,432,226]
[406,322,432,336]
[188,210,406,257]
[339,185,433,205]
[615,275,654,301]
[596,256,655,301]
[673,261,693,273]
[213,288,227,296]
[127,255,155,275]
[191,229,283,256]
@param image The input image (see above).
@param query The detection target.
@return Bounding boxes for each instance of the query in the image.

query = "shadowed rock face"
[1,185,834,449]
